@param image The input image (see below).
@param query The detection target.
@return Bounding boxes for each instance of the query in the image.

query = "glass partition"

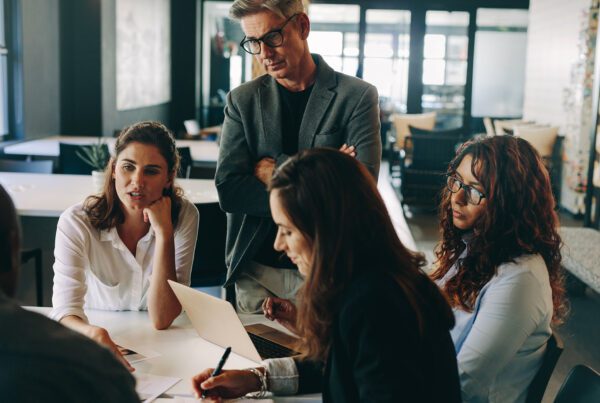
[471,8,529,118]
[421,11,469,129]
[307,4,360,76]
[364,9,411,114]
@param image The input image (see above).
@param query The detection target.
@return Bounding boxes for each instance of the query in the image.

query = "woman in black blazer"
[192,148,461,402]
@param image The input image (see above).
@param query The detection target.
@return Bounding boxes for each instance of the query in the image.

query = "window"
[471,8,528,118]
[421,11,469,129]
[307,4,360,76]
[0,0,9,137]
[363,9,411,113]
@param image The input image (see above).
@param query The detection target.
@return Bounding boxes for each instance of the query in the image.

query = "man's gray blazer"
[215,54,381,285]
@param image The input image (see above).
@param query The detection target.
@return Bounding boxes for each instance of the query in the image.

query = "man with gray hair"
[216,0,381,313]
[0,185,138,402]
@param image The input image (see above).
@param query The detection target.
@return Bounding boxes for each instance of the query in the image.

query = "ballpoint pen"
[201,346,232,398]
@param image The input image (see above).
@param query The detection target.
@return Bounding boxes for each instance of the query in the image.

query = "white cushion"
[514,125,559,158]
[391,112,436,147]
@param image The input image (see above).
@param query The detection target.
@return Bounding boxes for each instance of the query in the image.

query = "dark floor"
[401,203,600,402]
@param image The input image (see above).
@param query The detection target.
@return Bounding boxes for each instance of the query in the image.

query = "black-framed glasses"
[446,176,486,205]
[240,13,299,55]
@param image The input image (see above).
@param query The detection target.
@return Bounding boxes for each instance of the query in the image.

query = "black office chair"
[59,142,109,175]
[177,147,193,178]
[190,203,227,288]
[0,158,51,306]
[408,125,464,138]
[188,165,216,179]
[554,365,600,403]
[0,159,54,173]
[21,249,43,306]
[525,333,564,403]
[399,132,463,208]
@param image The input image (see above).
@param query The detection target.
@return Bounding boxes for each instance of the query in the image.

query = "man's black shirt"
[253,82,314,269]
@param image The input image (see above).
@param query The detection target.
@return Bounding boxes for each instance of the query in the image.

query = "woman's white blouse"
[437,254,553,403]
[50,198,199,323]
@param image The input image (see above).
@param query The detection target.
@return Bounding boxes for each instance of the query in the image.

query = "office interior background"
[0,0,599,401]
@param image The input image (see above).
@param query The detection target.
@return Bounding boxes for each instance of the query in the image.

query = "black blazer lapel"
[259,76,283,154]
[299,55,337,150]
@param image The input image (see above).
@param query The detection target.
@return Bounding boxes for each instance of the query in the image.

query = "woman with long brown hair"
[191,148,461,402]
[431,135,566,402]
[50,121,199,369]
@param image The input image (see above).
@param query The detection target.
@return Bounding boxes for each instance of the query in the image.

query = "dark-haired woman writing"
[431,135,566,402]
[50,122,199,369]
[191,148,461,402]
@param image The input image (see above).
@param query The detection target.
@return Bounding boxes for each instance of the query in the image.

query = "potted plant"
[76,138,110,193]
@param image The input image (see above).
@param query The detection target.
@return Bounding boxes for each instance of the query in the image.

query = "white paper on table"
[135,372,181,403]
[117,343,160,364]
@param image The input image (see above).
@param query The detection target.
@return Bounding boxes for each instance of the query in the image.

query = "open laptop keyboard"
[248,332,298,359]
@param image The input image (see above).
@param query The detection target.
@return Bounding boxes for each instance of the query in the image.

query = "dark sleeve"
[1,351,139,403]
[294,358,325,394]
[344,84,381,181]
[215,90,271,218]
[339,290,421,402]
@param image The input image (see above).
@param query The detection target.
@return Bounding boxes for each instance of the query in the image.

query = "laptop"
[168,280,299,363]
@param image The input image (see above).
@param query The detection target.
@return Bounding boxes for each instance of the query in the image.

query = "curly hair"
[270,148,455,362]
[430,135,567,325]
[84,121,185,231]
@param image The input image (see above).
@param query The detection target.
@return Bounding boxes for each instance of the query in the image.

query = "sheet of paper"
[117,344,160,364]
[135,372,181,403]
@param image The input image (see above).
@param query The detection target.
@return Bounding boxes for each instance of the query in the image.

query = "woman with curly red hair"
[431,135,566,402]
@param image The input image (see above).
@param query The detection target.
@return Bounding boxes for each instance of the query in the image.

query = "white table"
[3,135,219,163]
[27,307,320,402]
[0,172,218,217]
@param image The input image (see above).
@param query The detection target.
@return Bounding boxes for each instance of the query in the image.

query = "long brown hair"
[84,121,184,230]
[431,135,567,324]
[269,148,455,362]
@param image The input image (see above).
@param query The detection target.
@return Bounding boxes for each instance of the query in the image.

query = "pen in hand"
[201,346,232,399]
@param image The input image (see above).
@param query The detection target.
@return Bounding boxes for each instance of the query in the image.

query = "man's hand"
[339,144,356,157]
[254,157,276,186]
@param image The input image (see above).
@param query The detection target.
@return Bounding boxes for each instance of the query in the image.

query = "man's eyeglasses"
[446,176,486,205]
[240,14,299,55]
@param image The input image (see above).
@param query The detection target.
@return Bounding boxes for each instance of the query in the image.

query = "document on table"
[117,344,160,364]
[135,372,181,403]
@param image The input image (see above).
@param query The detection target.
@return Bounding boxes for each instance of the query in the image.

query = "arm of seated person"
[145,198,199,330]
[262,297,298,334]
[457,269,549,401]
[340,289,420,401]
[191,357,301,398]
[60,314,134,372]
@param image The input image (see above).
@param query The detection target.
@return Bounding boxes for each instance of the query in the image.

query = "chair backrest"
[408,125,464,139]
[0,159,54,174]
[483,117,495,136]
[554,365,600,403]
[392,112,436,148]
[190,202,227,287]
[514,126,559,159]
[59,143,109,175]
[189,165,216,180]
[525,332,564,403]
[405,134,462,171]
[177,147,193,178]
[493,118,527,135]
